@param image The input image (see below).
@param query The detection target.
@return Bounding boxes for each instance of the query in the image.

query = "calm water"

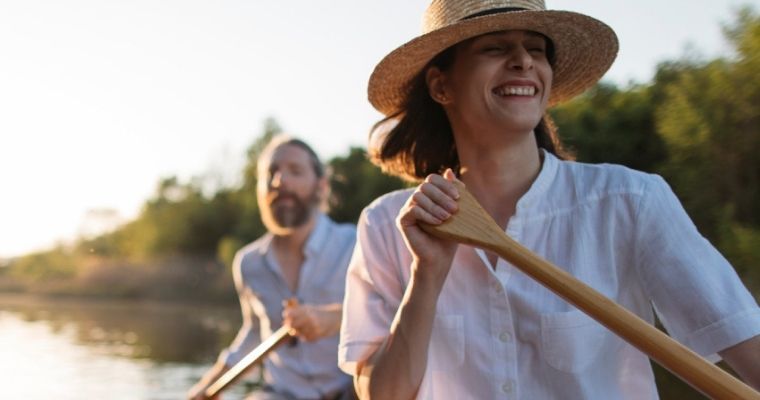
[0,294,260,399]
[0,295,711,399]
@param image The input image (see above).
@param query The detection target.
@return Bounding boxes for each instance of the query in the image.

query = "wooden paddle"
[420,181,760,400]
[204,300,298,398]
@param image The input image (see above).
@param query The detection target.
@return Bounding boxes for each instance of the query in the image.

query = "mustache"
[267,190,301,204]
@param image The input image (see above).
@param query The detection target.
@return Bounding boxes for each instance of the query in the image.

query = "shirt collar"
[304,212,329,257]
[259,212,328,257]
[514,148,559,213]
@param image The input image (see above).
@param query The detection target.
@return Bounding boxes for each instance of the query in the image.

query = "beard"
[260,187,320,233]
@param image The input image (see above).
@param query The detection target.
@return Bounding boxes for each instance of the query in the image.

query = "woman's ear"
[425,67,451,105]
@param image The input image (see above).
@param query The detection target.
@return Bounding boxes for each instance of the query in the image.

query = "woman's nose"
[507,47,533,71]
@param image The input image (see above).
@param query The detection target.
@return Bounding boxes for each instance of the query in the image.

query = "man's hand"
[282,302,342,341]
[187,384,218,400]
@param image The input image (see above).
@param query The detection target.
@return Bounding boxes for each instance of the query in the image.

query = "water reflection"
[0,294,257,399]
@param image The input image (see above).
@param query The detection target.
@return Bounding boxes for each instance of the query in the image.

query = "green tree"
[328,147,407,223]
[551,82,667,173]
[655,6,760,238]
[96,177,238,259]
[9,245,78,282]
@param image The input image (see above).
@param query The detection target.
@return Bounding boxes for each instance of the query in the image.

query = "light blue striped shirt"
[222,213,356,399]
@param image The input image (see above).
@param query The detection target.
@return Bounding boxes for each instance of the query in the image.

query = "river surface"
[0,294,259,399]
[0,294,710,399]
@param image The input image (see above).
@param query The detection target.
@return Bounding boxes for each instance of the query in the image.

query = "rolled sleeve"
[684,309,760,361]
[339,194,410,375]
[220,251,262,366]
[635,175,760,359]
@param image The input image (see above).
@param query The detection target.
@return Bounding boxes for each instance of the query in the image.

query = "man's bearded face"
[257,144,322,234]
[265,186,319,229]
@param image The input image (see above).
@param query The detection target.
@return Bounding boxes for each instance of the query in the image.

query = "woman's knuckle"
[412,191,427,202]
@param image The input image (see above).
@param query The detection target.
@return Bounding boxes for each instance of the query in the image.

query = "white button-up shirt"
[339,152,760,399]
[221,214,356,399]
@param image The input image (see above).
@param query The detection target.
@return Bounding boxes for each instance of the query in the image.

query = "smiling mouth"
[493,85,536,97]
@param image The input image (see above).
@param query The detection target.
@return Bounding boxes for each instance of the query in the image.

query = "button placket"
[489,271,518,399]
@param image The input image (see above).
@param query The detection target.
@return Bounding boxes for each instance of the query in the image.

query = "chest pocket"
[540,309,612,373]
[429,314,465,372]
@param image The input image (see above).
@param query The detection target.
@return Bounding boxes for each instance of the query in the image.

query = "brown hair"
[259,135,325,179]
[369,34,573,182]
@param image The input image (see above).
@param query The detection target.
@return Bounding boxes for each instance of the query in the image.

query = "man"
[189,136,356,400]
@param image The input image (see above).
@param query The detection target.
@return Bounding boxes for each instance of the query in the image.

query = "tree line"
[2,7,758,305]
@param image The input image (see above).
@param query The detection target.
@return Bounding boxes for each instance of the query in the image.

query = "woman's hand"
[355,170,463,400]
[397,168,461,285]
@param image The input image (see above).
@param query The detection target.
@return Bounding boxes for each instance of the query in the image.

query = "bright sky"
[1,0,757,259]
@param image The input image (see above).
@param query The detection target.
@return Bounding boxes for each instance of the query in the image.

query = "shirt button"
[493,282,503,294]
[502,380,513,393]
[499,332,512,342]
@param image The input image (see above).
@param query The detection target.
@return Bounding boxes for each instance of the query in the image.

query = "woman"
[339,1,760,399]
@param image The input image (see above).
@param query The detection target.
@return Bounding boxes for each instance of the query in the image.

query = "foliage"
[8,244,78,282]
[328,147,407,223]
[717,217,760,299]
[655,6,760,239]
[551,83,667,173]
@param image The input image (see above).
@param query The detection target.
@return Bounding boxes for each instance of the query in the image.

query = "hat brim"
[368,10,619,116]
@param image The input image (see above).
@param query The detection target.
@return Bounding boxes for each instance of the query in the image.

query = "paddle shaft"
[204,324,293,398]
[486,233,758,399]
[421,182,760,399]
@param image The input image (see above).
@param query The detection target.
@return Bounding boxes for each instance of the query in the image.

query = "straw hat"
[368,0,619,116]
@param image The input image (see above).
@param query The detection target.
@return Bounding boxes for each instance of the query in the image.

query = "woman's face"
[430,30,553,137]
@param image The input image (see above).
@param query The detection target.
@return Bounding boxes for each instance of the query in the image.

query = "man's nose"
[270,171,283,188]
[269,171,294,190]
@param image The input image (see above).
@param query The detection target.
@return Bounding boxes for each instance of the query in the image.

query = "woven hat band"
[423,0,546,33]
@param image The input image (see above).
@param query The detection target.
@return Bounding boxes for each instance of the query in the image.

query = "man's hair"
[259,135,325,178]
[368,34,572,182]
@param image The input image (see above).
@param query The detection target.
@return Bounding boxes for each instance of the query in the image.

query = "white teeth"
[495,86,536,96]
